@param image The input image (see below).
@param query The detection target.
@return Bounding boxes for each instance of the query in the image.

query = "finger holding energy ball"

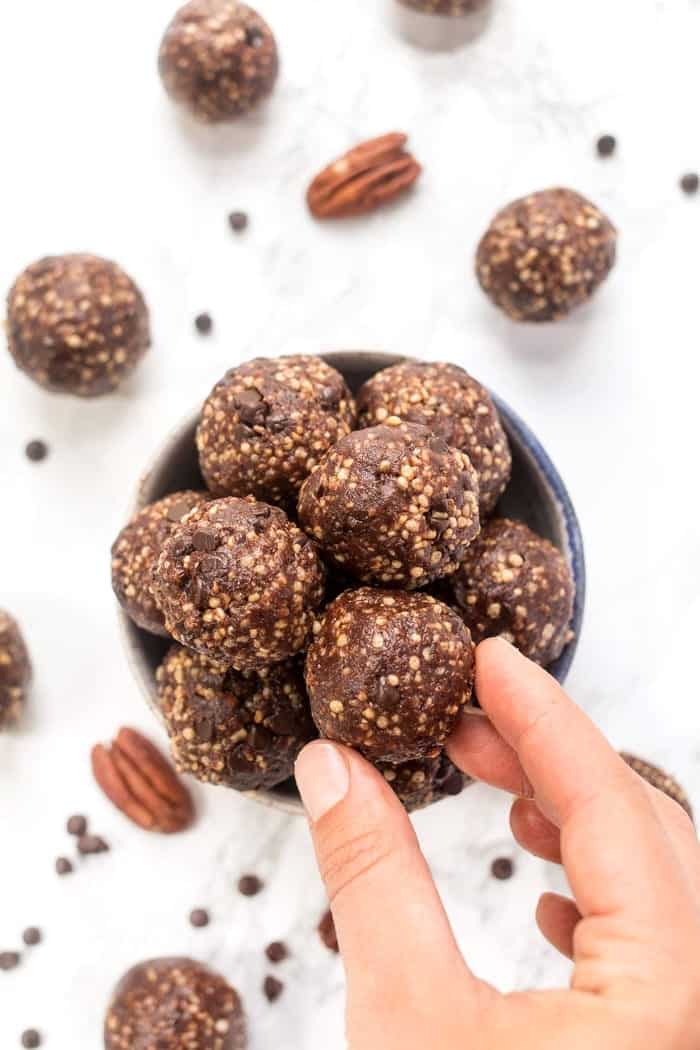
[151,497,325,668]
[0,610,31,730]
[305,588,475,763]
[158,0,278,123]
[6,254,150,396]
[298,419,480,588]
[476,187,617,322]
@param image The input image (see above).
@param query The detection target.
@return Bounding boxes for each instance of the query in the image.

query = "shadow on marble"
[388,0,494,52]
[166,100,274,157]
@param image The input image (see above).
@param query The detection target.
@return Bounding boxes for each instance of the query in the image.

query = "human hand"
[294,638,700,1050]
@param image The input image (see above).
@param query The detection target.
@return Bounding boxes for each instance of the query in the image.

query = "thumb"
[295,741,478,1022]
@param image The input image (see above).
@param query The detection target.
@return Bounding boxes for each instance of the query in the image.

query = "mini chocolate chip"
[192,527,218,552]
[596,134,616,157]
[491,857,514,881]
[199,553,228,575]
[22,928,41,947]
[77,834,109,856]
[195,313,213,334]
[238,874,264,897]
[234,388,267,427]
[166,501,195,523]
[170,535,194,557]
[319,385,340,410]
[265,941,289,964]
[55,857,73,876]
[189,908,210,928]
[378,680,400,708]
[226,751,254,774]
[194,718,214,742]
[0,951,20,971]
[191,577,212,610]
[680,172,699,195]
[318,909,339,953]
[25,440,48,463]
[440,770,465,797]
[66,814,87,837]
[263,975,284,1002]
[246,27,264,47]
[247,725,273,751]
[228,211,249,232]
[21,1031,41,1049]
[266,414,289,434]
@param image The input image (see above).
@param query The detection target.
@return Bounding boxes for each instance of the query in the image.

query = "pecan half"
[307,132,422,219]
[91,727,194,833]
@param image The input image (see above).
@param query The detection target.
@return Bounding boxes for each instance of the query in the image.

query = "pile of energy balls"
[111,354,576,812]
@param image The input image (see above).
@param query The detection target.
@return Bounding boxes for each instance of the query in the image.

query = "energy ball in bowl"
[111,491,209,637]
[450,518,575,666]
[298,420,480,588]
[157,645,314,791]
[6,254,150,396]
[197,355,356,507]
[158,0,278,123]
[0,611,31,730]
[151,497,325,669]
[306,588,475,763]
[104,956,246,1049]
[357,360,511,516]
[379,753,471,812]
[476,188,617,322]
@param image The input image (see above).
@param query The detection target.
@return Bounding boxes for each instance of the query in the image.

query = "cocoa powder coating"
[158,0,278,123]
[151,497,325,669]
[0,611,31,730]
[306,588,475,763]
[298,420,480,588]
[476,188,616,322]
[7,254,150,396]
[104,956,246,1049]
[157,645,314,791]
[451,518,575,666]
[197,355,356,507]
[357,360,511,515]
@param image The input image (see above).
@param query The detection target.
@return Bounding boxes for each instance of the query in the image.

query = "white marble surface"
[2,0,700,1045]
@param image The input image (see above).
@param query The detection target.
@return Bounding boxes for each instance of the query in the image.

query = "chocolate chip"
[191,576,212,610]
[440,769,465,797]
[266,414,289,434]
[378,680,400,709]
[491,857,514,881]
[319,385,340,410]
[265,941,289,964]
[77,834,109,855]
[263,975,284,1002]
[0,951,20,971]
[21,1030,41,1048]
[66,814,87,837]
[596,134,616,158]
[194,718,214,742]
[195,313,213,335]
[170,535,193,557]
[25,440,48,463]
[234,388,267,427]
[22,928,41,947]
[55,857,73,876]
[680,172,699,195]
[189,908,210,928]
[318,909,339,953]
[228,211,249,232]
[238,874,264,897]
[246,27,264,47]
[166,501,195,523]
[192,527,218,552]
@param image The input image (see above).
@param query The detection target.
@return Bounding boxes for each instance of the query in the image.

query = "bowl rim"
[119,350,586,817]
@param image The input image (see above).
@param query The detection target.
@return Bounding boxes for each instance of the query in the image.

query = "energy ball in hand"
[158,0,278,123]
[298,420,480,588]
[6,254,150,396]
[197,355,356,507]
[306,588,475,763]
[378,753,471,812]
[104,956,246,1050]
[157,645,314,791]
[476,188,616,322]
[151,497,325,669]
[0,611,31,730]
[357,361,511,516]
[111,491,208,637]
[450,518,575,666]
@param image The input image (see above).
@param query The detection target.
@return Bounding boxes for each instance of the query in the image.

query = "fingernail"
[295,741,350,822]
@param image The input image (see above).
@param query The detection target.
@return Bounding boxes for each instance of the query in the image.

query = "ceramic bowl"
[119,350,586,816]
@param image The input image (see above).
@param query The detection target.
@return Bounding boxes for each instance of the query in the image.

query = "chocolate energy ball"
[621,754,693,823]
[6,254,150,396]
[398,0,488,12]
[379,753,472,812]
[197,356,356,507]
[0,611,31,730]
[158,0,278,123]
[357,361,511,516]
[157,645,314,790]
[151,497,325,668]
[111,491,209,637]
[476,188,617,322]
[306,588,475,763]
[451,518,575,666]
[298,420,480,588]
[104,957,246,1050]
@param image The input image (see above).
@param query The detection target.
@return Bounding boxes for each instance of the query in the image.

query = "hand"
[295,638,700,1050]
